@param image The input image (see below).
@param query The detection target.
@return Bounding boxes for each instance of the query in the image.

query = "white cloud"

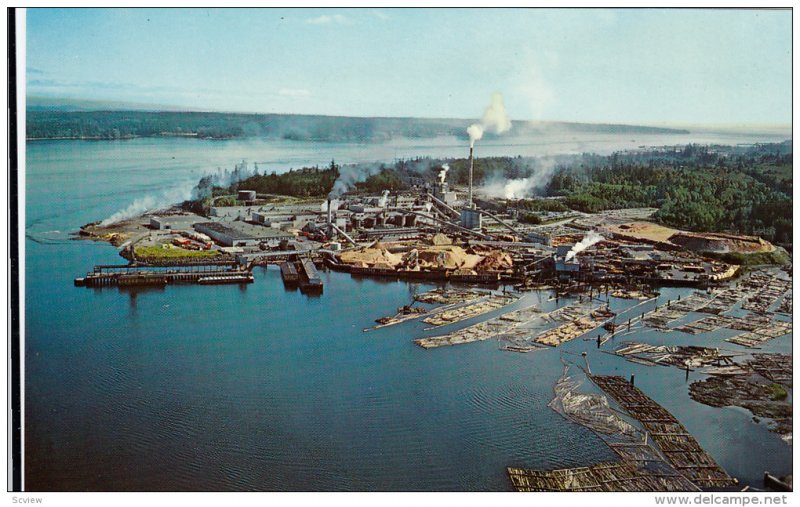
[306,14,350,25]
[278,88,311,97]
[371,10,389,20]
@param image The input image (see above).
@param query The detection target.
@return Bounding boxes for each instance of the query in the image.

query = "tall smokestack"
[327,198,333,237]
[468,146,474,207]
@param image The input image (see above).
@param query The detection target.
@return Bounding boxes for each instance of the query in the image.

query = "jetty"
[74,264,253,287]
[298,258,323,294]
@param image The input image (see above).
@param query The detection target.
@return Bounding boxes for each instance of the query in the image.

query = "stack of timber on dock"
[589,375,737,489]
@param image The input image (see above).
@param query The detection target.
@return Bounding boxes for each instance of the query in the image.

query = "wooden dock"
[589,375,737,489]
[279,261,299,287]
[298,258,323,294]
[75,264,253,287]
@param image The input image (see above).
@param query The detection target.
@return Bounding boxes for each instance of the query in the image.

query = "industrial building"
[149,216,171,230]
[194,222,258,247]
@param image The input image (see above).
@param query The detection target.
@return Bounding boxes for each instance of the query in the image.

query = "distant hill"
[25,107,690,141]
[26,96,189,113]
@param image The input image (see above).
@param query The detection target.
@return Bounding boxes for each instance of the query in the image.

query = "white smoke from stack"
[320,199,340,213]
[328,163,385,198]
[101,159,259,226]
[438,164,450,184]
[565,231,604,262]
[467,92,512,148]
[467,124,484,147]
[479,157,558,200]
[378,190,390,207]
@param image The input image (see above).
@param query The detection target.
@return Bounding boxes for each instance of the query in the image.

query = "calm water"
[24,135,792,491]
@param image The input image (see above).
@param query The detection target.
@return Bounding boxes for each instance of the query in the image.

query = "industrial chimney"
[467,146,474,207]
[327,198,333,238]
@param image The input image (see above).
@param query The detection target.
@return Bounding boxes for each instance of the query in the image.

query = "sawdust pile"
[430,233,453,246]
[339,244,509,272]
[339,247,403,268]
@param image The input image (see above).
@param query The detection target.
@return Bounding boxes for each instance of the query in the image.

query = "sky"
[24,7,792,125]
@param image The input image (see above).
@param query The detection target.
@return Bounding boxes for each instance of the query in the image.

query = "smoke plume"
[100,186,190,226]
[479,157,557,199]
[378,190,390,207]
[565,231,604,262]
[100,160,259,226]
[192,160,258,200]
[320,199,341,213]
[467,93,512,148]
[438,163,450,184]
[328,163,384,198]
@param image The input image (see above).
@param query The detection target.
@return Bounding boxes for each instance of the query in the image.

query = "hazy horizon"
[23,96,793,135]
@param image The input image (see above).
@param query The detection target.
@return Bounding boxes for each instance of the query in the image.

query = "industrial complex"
[72,146,792,492]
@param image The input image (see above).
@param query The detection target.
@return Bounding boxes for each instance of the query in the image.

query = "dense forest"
[544,142,793,247]
[26,109,688,142]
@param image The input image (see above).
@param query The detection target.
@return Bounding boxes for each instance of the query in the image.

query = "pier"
[74,264,253,287]
[298,258,323,294]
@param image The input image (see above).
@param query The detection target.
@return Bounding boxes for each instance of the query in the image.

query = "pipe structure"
[476,207,524,237]
[402,209,492,240]
[330,223,357,246]
[425,193,460,218]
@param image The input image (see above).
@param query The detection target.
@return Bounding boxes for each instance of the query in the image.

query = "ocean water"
[23,135,792,491]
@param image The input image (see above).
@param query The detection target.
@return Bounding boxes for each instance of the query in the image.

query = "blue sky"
[25,8,791,125]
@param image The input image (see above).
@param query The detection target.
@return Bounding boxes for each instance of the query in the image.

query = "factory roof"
[225,221,294,239]
[194,222,255,240]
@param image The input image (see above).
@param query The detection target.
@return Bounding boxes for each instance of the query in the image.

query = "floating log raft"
[422,294,518,328]
[689,356,792,445]
[589,375,737,489]
[724,321,792,348]
[413,288,484,305]
[509,365,702,492]
[748,353,792,386]
[414,299,608,350]
[610,342,737,371]
[776,291,792,315]
[368,305,428,330]
[507,461,699,492]
[197,273,254,284]
[739,271,792,314]
[644,293,714,330]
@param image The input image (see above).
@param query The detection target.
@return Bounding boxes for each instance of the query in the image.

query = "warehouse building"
[194,222,258,247]
[149,216,171,230]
